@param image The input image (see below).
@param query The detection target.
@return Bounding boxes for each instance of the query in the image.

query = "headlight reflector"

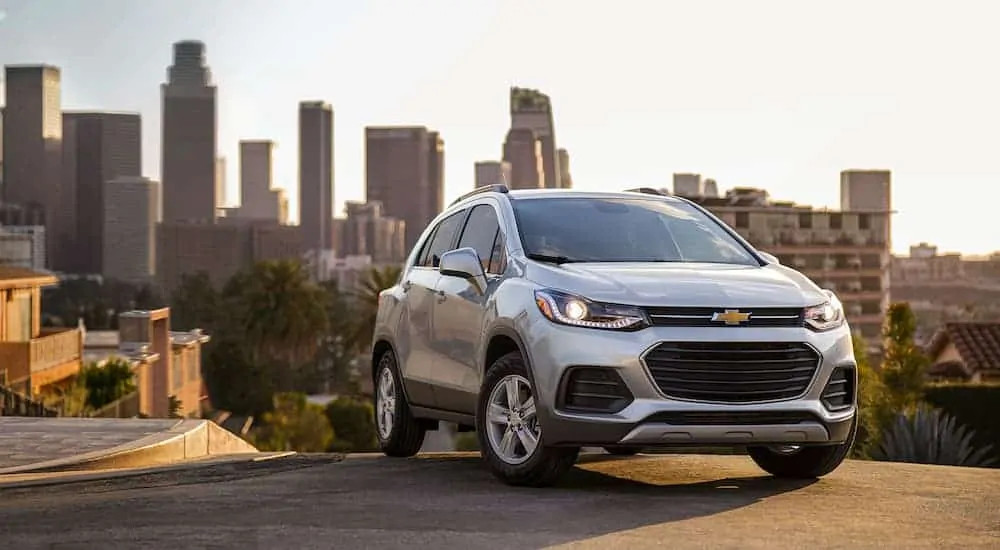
[534,289,647,331]
[804,290,845,331]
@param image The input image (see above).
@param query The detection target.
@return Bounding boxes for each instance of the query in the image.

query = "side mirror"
[439,247,487,294]
[758,251,780,265]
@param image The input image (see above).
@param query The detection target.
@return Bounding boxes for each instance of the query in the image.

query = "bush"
[870,405,996,467]
[925,384,1000,467]
[324,396,378,453]
[454,431,480,452]
[251,392,334,452]
[78,358,137,410]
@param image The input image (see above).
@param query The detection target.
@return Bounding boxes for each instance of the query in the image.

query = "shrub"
[78,358,137,410]
[325,396,378,453]
[870,405,996,467]
[454,431,480,452]
[925,384,1000,466]
[251,392,333,452]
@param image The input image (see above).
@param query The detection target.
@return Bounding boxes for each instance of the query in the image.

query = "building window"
[798,213,812,229]
[734,212,750,228]
[858,214,871,230]
[829,214,842,230]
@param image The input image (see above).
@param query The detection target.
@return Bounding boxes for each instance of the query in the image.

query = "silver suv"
[371,185,858,486]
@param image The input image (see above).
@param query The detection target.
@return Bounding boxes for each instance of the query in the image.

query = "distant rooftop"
[510,87,552,112]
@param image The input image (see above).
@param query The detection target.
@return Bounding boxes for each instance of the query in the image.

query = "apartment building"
[337,201,407,264]
[0,225,45,270]
[685,182,892,342]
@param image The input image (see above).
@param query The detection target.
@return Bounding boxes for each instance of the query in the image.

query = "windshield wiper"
[526,253,579,265]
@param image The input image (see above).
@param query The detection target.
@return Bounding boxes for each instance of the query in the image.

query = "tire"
[476,351,579,487]
[747,415,858,478]
[603,446,639,456]
[373,349,426,458]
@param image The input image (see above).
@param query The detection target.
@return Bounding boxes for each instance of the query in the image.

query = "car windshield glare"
[512,196,759,265]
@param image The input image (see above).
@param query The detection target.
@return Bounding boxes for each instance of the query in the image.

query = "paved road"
[0,417,179,471]
[0,452,998,549]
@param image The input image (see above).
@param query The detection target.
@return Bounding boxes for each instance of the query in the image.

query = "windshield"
[512,196,760,265]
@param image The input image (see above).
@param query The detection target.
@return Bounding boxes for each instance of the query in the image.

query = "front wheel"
[747,415,858,478]
[476,351,579,487]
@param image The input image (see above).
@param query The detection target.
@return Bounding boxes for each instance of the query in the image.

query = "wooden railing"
[0,384,58,417]
[30,327,83,372]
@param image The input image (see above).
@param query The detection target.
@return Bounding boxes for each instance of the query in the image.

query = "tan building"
[161,40,217,224]
[299,101,334,256]
[684,181,893,342]
[557,148,573,189]
[2,65,63,269]
[0,267,82,398]
[475,160,512,188]
[62,111,143,274]
[841,169,891,212]
[365,126,445,251]
[156,220,301,293]
[237,140,285,222]
[103,176,159,285]
[215,156,227,208]
[337,201,406,264]
[0,225,45,270]
[502,128,544,190]
[509,87,561,189]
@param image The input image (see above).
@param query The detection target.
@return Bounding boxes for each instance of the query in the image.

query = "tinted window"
[512,197,757,265]
[457,205,503,273]
[418,210,466,268]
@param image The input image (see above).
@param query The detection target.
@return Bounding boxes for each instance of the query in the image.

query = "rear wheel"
[747,415,858,478]
[374,349,426,457]
[476,351,579,487]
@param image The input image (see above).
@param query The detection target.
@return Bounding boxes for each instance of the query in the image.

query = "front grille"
[644,306,804,328]
[558,367,634,414]
[821,367,856,411]
[642,341,821,403]
[643,410,820,425]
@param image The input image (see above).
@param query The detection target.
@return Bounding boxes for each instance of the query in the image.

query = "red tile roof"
[926,322,1000,374]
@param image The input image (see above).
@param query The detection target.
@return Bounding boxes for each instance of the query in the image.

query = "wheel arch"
[483,326,537,388]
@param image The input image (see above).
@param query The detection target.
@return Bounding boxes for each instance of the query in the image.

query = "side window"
[419,210,466,268]
[457,205,504,274]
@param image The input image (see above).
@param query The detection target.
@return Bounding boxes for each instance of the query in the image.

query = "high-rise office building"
[239,140,284,222]
[475,160,512,188]
[509,87,560,189]
[161,40,217,224]
[298,101,334,255]
[337,201,406,264]
[62,111,142,274]
[502,128,544,190]
[215,156,227,209]
[365,126,445,251]
[2,65,63,268]
[103,176,159,285]
[557,148,573,189]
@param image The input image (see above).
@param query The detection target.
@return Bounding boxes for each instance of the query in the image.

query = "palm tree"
[351,265,402,354]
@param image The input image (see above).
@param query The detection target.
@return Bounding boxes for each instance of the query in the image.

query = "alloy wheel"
[376,366,397,440]
[485,374,540,465]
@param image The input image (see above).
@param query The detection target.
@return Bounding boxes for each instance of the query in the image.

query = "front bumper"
[519,310,858,448]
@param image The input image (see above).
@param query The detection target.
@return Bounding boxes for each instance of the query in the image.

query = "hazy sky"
[1,0,998,255]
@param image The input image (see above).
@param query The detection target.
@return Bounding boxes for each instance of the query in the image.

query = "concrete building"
[337,201,406,264]
[215,156,227,208]
[62,111,142,274]
[2,65,63,269]
[474,160,512,188]
[557,148,573,189]
[103,176,159,285]
[156,220,300,293]
[365,126,445,251]
[298,101,334,257]
[238,140,285,222]
[0,225,45,270]
[509,87,561,189]
[678,177,893,342]
[161,40,217,224]
[841,169,891,212]
[673,173,706,197]
[502,128,544,190]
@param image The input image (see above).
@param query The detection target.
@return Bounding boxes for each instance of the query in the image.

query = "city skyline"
[0,0,997,255]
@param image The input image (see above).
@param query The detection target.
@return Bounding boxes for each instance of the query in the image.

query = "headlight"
[534,289,647,331]
[804,290,845,331]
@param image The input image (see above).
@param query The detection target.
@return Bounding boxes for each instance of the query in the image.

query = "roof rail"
[624,187,669,196]
[450,183,510,206]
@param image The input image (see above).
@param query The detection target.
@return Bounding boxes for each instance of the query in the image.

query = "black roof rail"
[450,183,510,206]
[624,187,669,196]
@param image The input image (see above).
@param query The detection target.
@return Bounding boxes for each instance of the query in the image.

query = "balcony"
[0,327,83,391]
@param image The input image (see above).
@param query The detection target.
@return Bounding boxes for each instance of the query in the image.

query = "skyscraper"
[557,148,573,189]
[298,101,334,254]
[474,160,512,188]
[502,128,543,190]
[365,126,444,251]
[161,40,217,224]
[509,87,560,189]
[215,156,227,208]
[239,140,284,222]
[103,176,159,284]
[62,111,142,274]
[2,65,63,268]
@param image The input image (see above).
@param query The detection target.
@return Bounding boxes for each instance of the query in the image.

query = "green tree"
[170,271,221,331]
[852,334,893,458]
[325,396,378,452]
[315,280,361,393]
[78,357,137,410]
[251,392,334,452]
[880,302,929,412]
[351,265,402,354]
[167,395,183,418]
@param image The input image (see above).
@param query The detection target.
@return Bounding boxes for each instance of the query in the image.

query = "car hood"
[522,261,828,308]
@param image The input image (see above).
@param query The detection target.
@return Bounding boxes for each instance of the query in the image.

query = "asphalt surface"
[0,452,998,549]
[0,417,179,471]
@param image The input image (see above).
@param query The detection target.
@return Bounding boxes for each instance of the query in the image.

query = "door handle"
[436,290,447,303]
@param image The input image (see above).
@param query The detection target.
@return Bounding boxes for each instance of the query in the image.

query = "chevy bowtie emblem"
[711,309,752,325]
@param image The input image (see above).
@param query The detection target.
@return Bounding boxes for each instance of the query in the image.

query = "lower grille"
[643,410,820,425]
[643,341,821,403]
[821,367,856,411]
[559,367,633,414]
